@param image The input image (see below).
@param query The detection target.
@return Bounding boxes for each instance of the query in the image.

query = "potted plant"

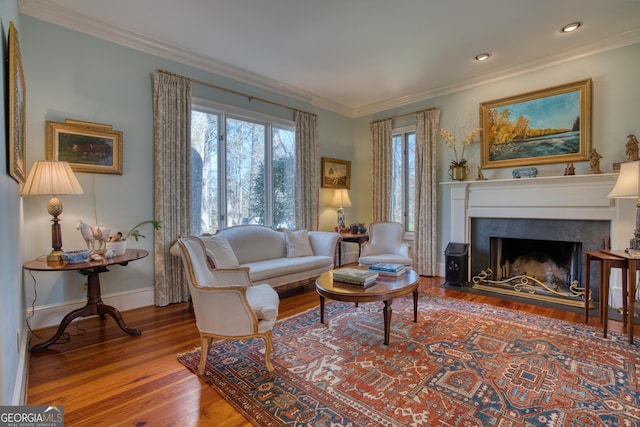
[440,127,481,181]
[106,220,161,256]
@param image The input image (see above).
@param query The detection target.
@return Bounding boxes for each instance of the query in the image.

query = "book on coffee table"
[333,268,378,286]
[368,263,406,276]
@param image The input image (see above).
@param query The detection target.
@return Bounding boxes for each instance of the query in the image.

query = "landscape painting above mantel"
[480,79,592,169]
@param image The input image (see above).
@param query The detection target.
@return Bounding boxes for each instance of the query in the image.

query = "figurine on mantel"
[588,149,603,174]
[564,162,575,176]
[476,166,487,181]
[625,134,639,161]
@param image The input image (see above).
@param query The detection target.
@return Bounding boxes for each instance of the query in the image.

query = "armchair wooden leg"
[264,331,274,373]
[199,336,211,375]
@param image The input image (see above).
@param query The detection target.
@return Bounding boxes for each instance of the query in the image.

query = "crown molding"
[19,0,315,104]
[352,28,640,118]
[20,0,640,119]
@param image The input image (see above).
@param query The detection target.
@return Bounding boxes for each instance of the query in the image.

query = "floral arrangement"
[440,127,482,166]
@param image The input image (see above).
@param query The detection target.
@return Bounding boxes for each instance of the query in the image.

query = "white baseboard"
[11,325,30,405]
[27,287,155,330]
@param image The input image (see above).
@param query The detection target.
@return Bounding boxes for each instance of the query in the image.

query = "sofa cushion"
[284,229,314,257]
[200,234,240,268]
[221,225,287,264]
[244,256,332,282]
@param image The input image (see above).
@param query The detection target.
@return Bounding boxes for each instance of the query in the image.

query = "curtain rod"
[369,107,437,125]
[158,69,315,117]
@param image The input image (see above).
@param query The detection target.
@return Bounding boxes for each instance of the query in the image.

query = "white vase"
[105,241,127,256]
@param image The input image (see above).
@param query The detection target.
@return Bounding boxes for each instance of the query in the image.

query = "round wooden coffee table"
[315,268,420,345]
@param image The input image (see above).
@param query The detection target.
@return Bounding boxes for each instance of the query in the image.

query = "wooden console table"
[24,249,148,351]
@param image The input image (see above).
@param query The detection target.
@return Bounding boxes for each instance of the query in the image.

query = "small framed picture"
[46,120,123,174]
[321,157,351,189]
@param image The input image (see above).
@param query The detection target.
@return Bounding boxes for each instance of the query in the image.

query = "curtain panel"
[370,119,393,222]
[414,109,440,276]
[152,72,192,306]
[295,111,320,231]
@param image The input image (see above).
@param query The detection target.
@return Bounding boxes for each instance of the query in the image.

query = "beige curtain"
[152,71,192,306]
[295,111,320,230]
[370,119,393,222]
[414,109,440,276]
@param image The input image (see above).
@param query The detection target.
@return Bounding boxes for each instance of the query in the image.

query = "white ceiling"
[19,0,640,117]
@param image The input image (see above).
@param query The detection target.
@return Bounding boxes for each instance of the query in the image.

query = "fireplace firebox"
[470,218,610,307]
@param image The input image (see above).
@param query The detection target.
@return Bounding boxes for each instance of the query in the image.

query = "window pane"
[406,133,416,232]
[272,126,295,229]
[191,111,219,234]
[390,134,403,224]
[226,117,265,227]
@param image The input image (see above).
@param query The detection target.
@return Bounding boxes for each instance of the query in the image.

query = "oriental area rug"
[178,296,639,426]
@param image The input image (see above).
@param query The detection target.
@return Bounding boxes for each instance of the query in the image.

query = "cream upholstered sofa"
[172,225,340,291]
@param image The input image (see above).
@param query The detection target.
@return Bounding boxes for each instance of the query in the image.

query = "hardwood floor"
[27,276,637,426]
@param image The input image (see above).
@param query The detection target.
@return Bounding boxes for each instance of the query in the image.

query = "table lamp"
[608,160,640,251]
[21,160,84,262]
[331,189,351,228]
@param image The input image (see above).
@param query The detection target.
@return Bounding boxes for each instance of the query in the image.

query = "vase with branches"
[441,127,481,181]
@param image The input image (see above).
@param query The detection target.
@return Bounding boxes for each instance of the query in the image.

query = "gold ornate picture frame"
[321,157,351,189]
[8,21,26,184]
[480,79,592,169]
[46,120,123,174]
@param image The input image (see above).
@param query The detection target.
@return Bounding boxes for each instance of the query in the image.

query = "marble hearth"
[443,173,633,308]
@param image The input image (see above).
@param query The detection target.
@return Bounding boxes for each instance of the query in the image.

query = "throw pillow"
[200,233,240,268]
[284,229,314,257]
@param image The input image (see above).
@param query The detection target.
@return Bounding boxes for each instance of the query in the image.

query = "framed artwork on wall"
[321,157,351,189]
[8,21,27,184]
[480,79,592,169]
[46,120,123,174]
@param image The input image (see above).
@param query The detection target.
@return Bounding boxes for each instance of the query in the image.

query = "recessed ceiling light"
[475,53,492,62]
[561,21,582,33]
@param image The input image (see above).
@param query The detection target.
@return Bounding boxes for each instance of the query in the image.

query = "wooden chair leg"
[263,331,274,373]
[199,336,211,375]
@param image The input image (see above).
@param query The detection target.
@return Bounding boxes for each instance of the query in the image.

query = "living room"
[1,0,639,416]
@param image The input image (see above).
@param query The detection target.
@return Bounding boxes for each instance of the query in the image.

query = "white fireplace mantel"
[441,172,634,307]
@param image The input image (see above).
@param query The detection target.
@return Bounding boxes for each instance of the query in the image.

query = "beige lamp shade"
[608,160,640,198]
[608,160,640,251]
[21,160,84,262]
[331,189,352,208]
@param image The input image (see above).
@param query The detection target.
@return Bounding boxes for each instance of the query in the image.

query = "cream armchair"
[175,236,280,374]
[358,221,413,267]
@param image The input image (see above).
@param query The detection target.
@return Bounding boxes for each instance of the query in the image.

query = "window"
[191,101,295,234]
[391,126,416,232]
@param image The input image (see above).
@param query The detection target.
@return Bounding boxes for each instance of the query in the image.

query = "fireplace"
[491,237,580,285]
[469,217,610,306]
[442,173,631,308]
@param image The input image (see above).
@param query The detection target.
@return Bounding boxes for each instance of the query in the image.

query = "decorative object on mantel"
[441,126,481,181]
[625,134,639,161]
[511,167,537,179]
[588,148,603,174]
[608,160,640,252]
[563,162,575,175]
[476,166,487,181]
